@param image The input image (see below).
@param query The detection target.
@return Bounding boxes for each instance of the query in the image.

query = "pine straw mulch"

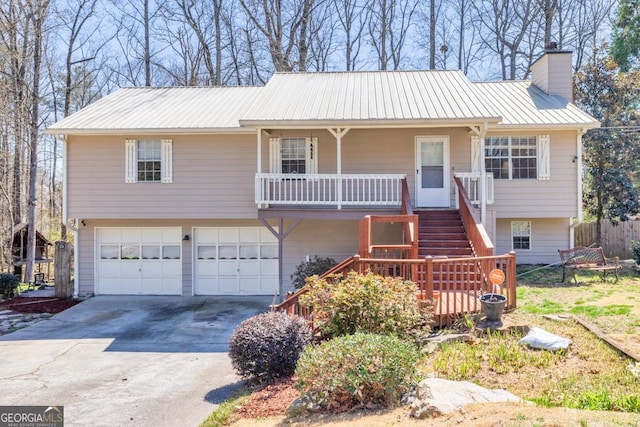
[235,378,301,419]
[0,296,82,314]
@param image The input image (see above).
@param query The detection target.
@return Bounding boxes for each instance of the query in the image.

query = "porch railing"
[272,252,517,328]
[454,172,494,205]
[255,173,406,208]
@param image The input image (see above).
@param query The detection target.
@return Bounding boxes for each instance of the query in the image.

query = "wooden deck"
[429,290,485,326]
[272,178,516,328]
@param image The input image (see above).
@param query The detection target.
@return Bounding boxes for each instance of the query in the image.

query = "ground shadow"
[204,380,246,404]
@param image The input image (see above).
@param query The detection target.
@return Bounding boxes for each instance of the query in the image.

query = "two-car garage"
[95,226,279,296]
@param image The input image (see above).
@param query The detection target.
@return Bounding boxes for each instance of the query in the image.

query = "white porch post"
[257,128,262,173]
[473,123,488,225]
[328,128,350,209]
[480,135,487,225]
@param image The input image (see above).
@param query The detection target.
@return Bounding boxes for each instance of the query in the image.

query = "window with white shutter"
[269,137,318,174]
[124,139,173,183]
[484,136,547,180]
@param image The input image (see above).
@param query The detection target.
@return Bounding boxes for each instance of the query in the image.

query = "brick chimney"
[531,50,573,102]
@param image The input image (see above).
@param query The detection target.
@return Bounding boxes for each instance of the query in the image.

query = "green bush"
[228,311,312,385]
[299,271,433,340]
[632,240,640,265]
[296,333,420,411]
[0,273,20,297]
[290,256,337,289]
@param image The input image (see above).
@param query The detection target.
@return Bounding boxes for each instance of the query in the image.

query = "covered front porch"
[253,126,496,218]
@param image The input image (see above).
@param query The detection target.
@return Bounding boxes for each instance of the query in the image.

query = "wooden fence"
[575,221,640,259]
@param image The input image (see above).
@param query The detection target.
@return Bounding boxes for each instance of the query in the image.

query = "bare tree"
[171,0,224,85]
[24,0,52,284]
[367,0,419,70]
[239,0,317,72]
[478,0,542,80]
[332,0,368,71]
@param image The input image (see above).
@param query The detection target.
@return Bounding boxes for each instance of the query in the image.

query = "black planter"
[480,293,507,322]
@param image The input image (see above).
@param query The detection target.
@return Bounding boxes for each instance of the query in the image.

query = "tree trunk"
[24,0,49,284]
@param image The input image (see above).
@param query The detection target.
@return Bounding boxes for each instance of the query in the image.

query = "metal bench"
[558,246,621,283]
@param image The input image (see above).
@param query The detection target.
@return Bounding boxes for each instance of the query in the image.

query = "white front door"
[416,136,450,207]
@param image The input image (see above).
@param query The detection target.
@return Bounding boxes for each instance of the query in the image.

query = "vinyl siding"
[489,130,578,218]
[67,134,258,219]
[282,219,402,294]
[495,218,571,264]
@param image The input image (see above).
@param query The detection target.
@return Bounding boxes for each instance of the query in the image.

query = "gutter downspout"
[570,128,587,247]
[57,134,79,298]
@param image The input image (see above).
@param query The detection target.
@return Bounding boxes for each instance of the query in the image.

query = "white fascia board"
[238,118,503,129]
[487,122,601,131]
[43,127,257,135]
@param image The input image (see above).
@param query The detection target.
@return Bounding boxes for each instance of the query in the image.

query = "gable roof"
[47,86,263,135]
[473,81,599,129]
[240,70,501,126]
[46,70,599,134]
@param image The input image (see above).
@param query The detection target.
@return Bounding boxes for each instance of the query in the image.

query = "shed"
[11,223,53,282]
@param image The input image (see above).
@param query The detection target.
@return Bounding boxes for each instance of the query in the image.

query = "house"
[46,50,599,300]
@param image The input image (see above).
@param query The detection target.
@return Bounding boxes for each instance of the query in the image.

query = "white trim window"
[484,135,549,180]
[511,220,531,250]
[269,137,318,174]
[125,139,173,183]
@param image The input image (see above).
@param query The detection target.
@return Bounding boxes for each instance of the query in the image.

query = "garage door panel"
[197,260,218,276]
[121,228,141,243]
[218,228,239,243]
[239,277,260,294]
[240,228,259,243]
[260,261,278,276]
[162,261,182,276]
[239,260,259,275]
[195,227,279,295]
[219,277,239,293]
[141,228,162,243]
[218,261,238,276]
[96,227,182,295]
[260,277,278,293]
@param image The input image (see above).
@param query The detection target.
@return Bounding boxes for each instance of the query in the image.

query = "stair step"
[419,248,474,256]
[419,240,471,248]
[420,227,464,233]
[420,233,468,240]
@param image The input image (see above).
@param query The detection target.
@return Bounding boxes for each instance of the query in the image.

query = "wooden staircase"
[417,209,474,257]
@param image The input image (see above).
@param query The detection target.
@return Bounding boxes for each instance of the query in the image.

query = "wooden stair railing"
[454,176,493,257]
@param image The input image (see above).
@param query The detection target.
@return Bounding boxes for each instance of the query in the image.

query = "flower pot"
[480,293,507,322]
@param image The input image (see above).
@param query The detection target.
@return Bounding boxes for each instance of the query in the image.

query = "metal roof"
[46,71,599,134]
[473,81,600,129]
[46,86,263,134]
[241,70,502,125]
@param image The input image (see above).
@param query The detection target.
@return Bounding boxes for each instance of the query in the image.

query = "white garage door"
[194,227,278,295]
[96,227,182,295]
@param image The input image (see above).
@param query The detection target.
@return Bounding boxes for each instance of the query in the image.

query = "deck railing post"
[425,256,434,300]
[358,216,371,257]
[507,251,517,309]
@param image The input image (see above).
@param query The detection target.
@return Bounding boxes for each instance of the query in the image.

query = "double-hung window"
[269,137,318,175]
[125,139,173,183]
[511,221,531,250]
[483,135,550,180]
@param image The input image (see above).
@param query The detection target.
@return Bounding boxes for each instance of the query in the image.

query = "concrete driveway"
[0,295,273,427]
